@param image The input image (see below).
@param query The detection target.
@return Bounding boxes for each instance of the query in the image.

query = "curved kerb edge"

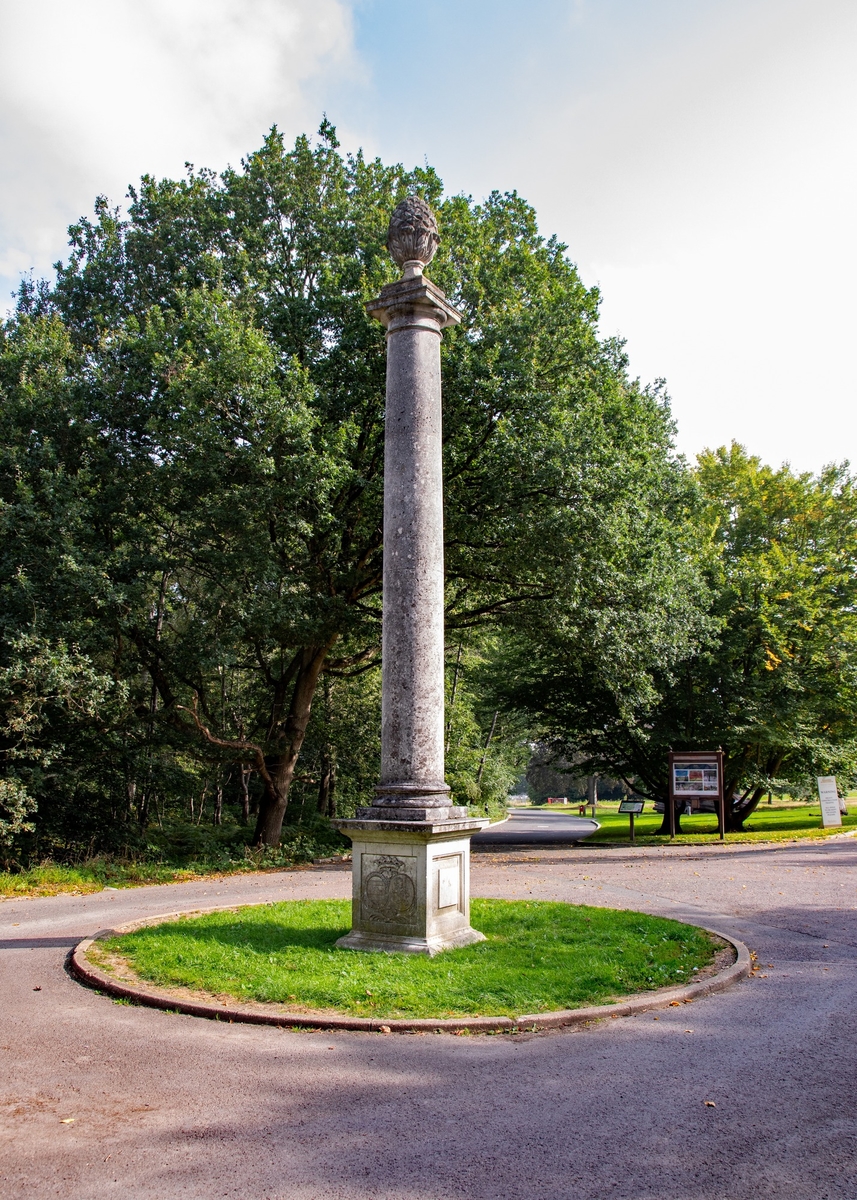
[69,906,751,1035]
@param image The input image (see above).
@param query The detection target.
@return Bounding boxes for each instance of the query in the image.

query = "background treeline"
[2,123,857,867]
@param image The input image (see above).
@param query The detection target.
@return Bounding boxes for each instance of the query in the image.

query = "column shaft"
[378,312,447,802]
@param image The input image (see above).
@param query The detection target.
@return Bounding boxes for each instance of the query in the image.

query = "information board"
[668,749,725,841]
[817,776,842,828]
[672,761,719,796]
[618,799,645,814]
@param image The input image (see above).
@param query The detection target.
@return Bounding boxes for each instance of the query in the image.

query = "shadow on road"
[0,936,83,950]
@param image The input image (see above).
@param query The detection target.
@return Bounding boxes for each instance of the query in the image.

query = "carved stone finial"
[386,196,440,273]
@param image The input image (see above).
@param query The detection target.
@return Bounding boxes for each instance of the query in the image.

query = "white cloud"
[357,0,857,471]
[517,0,857,470]
[3,0,855,472]
[0,0,357,306]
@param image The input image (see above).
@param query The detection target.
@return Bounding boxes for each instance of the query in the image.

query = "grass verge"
[102,898,716,1019]
[0,860,212,898]
[0,823,348,898]
[528,803,857,846]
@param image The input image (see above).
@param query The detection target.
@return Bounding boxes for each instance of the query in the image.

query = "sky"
[1,0,855,473]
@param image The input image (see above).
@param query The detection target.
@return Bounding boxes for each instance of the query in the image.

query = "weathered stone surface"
[335,828,485,956]
[354,804,469,822]
[385,195,440,271]
[368,277,461,812]
[333,202,484,954]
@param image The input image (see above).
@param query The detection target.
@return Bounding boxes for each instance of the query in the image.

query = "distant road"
[471,807,599,846]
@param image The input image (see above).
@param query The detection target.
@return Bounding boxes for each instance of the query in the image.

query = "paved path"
[471,807,598,845]
[2,839,856,1199]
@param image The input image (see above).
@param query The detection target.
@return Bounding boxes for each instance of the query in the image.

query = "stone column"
[332,198,487,955]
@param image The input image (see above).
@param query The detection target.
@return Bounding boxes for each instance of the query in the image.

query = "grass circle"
[102,899,716,1020]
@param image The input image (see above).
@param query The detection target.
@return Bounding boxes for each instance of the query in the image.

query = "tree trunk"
[475,711,498,787]
[587,774,598,819]
[240,767,251,825]
[446,643,463,754]
[727,785,765,832]
[139,571,168,835]
[213,778,223,827]
[657,800,683,835]
[317,750,337,817]
[252,644,332,847]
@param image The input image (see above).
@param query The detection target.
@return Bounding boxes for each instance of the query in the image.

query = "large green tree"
[493,443,857,830]
[1,122,695,849]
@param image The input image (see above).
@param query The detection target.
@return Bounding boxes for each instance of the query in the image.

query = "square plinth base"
[330,817,488,956]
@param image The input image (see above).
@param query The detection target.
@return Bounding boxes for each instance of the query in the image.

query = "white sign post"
[817,776,842,828]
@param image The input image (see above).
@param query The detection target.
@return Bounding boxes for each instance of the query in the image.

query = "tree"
[493,443,857,830]
[688,444,857,826]
[443,636,530,818]
[1,122,693,849]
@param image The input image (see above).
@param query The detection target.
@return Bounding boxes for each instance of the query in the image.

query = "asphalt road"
[2,837,856,1199]
[471,807,599,845]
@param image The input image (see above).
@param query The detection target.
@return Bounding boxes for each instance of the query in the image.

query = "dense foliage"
[493,444,857,828]
[0,122,688,857]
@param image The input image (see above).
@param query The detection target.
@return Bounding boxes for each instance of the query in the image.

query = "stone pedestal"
[332,197,486,954]
[335,818,485,955]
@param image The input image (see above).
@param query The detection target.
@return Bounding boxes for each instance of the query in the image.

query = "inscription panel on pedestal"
[360,854,418,926]
[435,854,463,913]
[437,866,459,909]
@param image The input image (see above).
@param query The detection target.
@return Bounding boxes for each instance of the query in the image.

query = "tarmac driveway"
[471,807,599,845]
[1,837,855,1199]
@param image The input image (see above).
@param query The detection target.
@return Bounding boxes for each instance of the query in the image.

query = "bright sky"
[1,0,855,473]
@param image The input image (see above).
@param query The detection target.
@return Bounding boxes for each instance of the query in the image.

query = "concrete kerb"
[68,902,751,1035]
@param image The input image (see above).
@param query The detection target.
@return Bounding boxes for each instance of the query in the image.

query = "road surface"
[471,807,599,845]
[1,837,856,1198]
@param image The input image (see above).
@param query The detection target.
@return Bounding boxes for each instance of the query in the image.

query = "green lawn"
[527,802,857,846]
[0,823,347,897]
[101,898,716,1019]
[0,860,220,898]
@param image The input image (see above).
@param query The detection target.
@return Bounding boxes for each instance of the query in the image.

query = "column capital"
[366,275,463,333]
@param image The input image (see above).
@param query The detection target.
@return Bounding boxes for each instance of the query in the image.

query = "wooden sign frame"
[619,797,645,844]
[618,799,645,814]
[668,750,725,842]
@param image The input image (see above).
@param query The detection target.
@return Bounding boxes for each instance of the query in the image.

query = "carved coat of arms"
[361,855,417,923]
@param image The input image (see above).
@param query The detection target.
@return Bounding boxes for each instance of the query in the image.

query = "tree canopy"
[1,122,701,852]
[492,443,857,829]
